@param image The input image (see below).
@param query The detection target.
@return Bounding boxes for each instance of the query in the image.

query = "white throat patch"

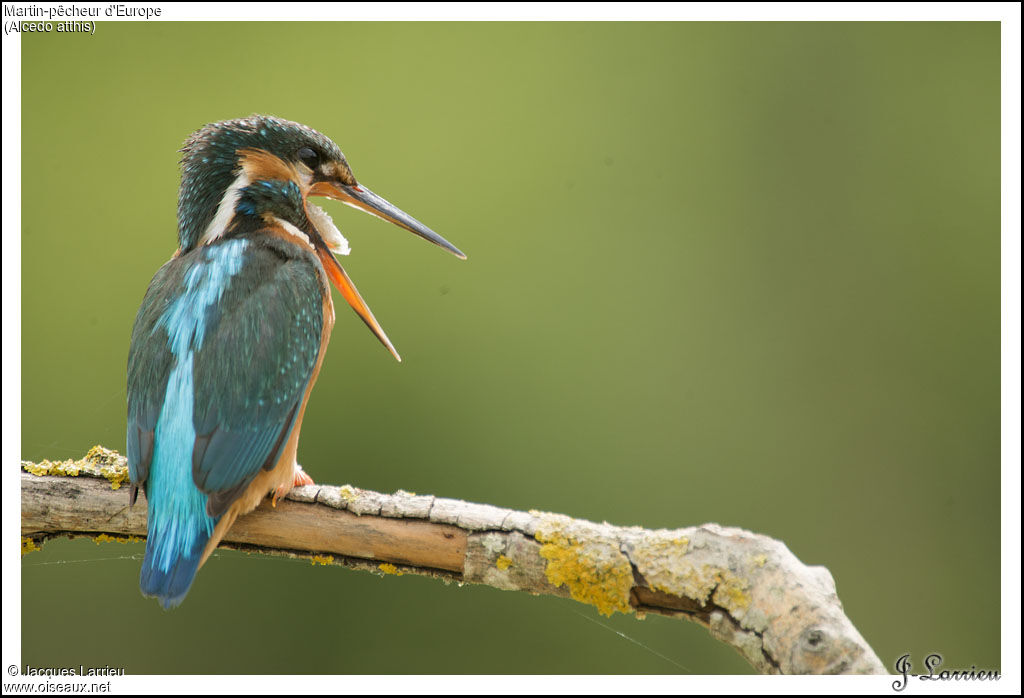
[307,202,351,256]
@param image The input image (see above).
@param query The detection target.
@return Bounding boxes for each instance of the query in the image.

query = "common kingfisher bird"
[127,115,465,608]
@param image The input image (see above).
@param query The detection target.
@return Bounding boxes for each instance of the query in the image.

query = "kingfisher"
[126,115,465,609]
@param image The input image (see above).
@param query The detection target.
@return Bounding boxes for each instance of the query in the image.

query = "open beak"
[307,179,466,362]
[310,181,466,259]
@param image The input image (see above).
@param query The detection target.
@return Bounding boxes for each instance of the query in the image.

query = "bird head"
[175,115,465,361]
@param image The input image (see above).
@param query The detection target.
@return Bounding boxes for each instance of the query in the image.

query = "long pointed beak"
[310,181,467,259]
[306,179,465,362]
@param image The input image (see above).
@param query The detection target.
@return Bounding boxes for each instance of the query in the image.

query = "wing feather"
[127,238,324,518]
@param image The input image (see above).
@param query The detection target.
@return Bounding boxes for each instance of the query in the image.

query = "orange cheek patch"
[238,148,301,184]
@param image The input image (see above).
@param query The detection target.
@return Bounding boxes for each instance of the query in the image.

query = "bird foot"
[293,464,315,487]
[272,464,315,507]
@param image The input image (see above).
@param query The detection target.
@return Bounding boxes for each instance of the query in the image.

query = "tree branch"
[20,446,886,675]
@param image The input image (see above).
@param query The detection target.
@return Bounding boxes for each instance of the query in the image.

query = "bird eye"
[297,147,320,170]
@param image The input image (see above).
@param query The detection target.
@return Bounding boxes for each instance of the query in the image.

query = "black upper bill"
[334,184,467,260]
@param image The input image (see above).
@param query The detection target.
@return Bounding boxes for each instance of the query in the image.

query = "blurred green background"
[21,22,999,674]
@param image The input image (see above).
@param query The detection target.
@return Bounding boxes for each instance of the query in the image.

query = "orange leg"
[272,464,315,506]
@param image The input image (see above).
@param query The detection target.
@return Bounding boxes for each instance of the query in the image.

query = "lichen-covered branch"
[21,446,886,675]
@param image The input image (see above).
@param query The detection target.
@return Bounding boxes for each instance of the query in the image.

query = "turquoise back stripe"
[147,239,249,573]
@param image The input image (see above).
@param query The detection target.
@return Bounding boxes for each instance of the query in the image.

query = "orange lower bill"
[314,246,401,362]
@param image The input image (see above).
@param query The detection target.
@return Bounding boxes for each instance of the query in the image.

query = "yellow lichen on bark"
[657,561,750,612]
[21,445,129,490]
[84,445,130,489]
[93,533,142,545]
[23,459,86,478]
[629,531,751,613]
[534,513,633,617]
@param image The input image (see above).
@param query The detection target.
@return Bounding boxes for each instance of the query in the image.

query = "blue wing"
[127,236,324,607]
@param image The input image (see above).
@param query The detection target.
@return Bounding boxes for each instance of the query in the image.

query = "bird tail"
[140,494,217,610]
[139,534,207,610]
